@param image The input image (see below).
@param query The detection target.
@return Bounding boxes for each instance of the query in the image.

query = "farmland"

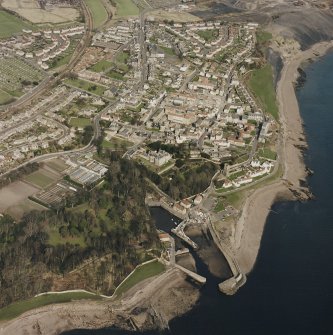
[84,0,108,28]
[24,169,58,188]
[113,0,139,17]
[2,0,79,24]
[0,10,34,39]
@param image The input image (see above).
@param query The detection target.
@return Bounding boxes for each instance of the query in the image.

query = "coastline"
[233,40,333,274]
[0,268,199,335]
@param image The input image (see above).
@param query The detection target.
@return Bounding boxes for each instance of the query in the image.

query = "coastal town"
[0,0,280,296]
[0,0,325,333]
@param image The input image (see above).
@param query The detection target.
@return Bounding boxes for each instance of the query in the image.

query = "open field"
[248,64,279,120]
[84,0,108,28]
[114,260,165,297]
[0,10,34,39]
[149,9,201,22]
[113,0,139,17]
[65,78,107,96]
[2,0,79,24]
[69,117,92,128]
[0,292,102,322]
[0,181,39,213]
[24,169,58,188]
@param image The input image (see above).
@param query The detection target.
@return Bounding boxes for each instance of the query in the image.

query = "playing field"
[113,0,139,17]
[0,10,34,39]
[84,0,108,28]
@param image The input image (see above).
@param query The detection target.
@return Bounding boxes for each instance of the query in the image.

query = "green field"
[114,260,165,297]
[84,0,108,28]
[159,45,176,56]
[24,171,56,188]
[196,29,219,42]
[258,147,277,160]
[0,89,14,105]
[107,70,124,80]
[0,292,102,321]
[90,60,112,73]
[113,0,139,17]
[65,78,107,96]
[214,201,225,212]
[69,117,92,128]
[102,138,133,149]
[248,64,279,120]
[0,10,34,39]
[256,30,273,44]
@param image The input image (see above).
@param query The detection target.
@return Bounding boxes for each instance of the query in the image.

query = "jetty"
[175,264,206,284]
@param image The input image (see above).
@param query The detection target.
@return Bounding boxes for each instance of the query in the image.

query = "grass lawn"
[24,171,56,188]
[0,89,14,105]
[69,117,92,128]
[114,260,165,297]
[107,70,124,80]
[223,192,243,208]
[115,51,130,64]
[0,10,34,39]
[65,78,107,96]
[84,0,108,28]
[0,292,102,321]
[159,45,175,56]
[258,147,277,160]
[102,138,133,149]
[196,29,219,42]
[214,201,225,212]
[113,0,139,17]
[248,64,279,120]
[90,60,113,73]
